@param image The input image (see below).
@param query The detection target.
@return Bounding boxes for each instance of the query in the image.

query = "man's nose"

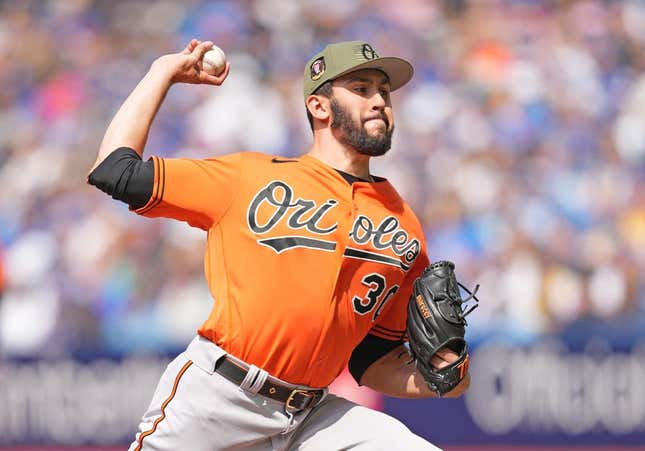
[370,92,386,110]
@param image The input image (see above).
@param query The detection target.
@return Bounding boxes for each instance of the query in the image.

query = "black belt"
[214,356,325,412]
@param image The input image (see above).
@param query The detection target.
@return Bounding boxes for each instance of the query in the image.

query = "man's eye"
[380,90,390,97]
[354,87,367,93]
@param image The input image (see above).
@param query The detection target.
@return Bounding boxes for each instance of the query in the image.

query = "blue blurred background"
[0,0,644,449]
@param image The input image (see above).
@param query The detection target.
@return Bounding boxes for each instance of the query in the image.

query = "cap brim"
[333,56,414,92]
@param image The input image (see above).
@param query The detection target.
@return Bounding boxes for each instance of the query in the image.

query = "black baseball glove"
[406,261,479,396]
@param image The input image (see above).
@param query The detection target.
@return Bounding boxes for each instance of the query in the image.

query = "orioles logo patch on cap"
[310,57,325,80]
[362,43,379,60]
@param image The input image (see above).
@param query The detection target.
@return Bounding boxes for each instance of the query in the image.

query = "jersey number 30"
[352,273,399,321]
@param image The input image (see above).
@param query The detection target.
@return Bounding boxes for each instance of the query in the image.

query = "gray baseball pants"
[128,336,441,451]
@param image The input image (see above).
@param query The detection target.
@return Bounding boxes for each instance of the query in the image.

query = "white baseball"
[202,46,227,76]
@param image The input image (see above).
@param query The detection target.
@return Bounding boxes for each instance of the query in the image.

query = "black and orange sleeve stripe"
[370,324,405,341]
[134,156,165,216]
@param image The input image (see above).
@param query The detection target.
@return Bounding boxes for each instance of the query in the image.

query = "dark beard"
[330,98,393,157]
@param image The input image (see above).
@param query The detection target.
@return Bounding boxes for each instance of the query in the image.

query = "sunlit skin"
[306,69,395,179]
[331,70,394,143]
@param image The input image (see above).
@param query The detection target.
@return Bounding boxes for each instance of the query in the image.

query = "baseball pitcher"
[88,38,475,451]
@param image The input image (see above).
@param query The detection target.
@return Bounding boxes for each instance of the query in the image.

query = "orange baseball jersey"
[134,152,429,387]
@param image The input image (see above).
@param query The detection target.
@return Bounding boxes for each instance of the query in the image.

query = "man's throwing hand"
[152,39,231,86]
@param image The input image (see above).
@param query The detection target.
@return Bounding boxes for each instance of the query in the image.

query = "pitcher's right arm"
[87,39,230,210]
[89,39,229,173]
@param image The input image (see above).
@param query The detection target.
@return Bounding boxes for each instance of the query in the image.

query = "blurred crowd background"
[1,0,644,363]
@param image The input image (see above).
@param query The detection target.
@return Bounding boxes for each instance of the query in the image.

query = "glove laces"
[456,282,480,322]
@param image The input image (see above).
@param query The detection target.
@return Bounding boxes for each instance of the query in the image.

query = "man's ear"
[306,95,331,123]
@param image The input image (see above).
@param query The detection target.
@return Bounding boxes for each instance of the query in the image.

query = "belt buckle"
[285,388,316,413]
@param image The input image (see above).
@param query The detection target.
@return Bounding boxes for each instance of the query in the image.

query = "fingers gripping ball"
[202,46,227,76]
[406,261,480,396]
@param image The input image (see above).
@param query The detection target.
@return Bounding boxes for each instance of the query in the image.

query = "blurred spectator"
[0,245,5,294]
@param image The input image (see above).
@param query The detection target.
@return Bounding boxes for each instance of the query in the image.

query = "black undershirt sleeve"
[348,334,404,385]
[87,147,154,210]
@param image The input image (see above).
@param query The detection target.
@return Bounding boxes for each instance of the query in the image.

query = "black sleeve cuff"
[348,334,403,385]
[87,147,154,210]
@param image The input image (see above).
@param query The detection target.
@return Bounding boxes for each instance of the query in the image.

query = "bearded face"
[329,97,394,157]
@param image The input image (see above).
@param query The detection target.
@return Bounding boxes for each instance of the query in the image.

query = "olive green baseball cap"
[303,41,414,99]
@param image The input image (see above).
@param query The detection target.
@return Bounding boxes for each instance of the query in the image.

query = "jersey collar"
[300,154,401,200]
